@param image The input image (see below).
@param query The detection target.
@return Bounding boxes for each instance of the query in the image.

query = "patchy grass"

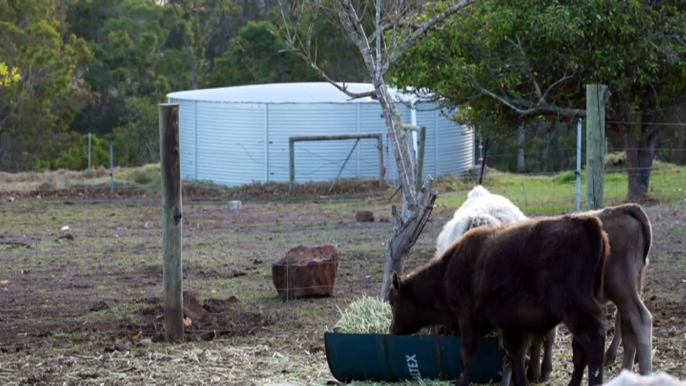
[3,160,684,209]
[0,164,685,385]
[0,163,385,200]
[435,162,686,215]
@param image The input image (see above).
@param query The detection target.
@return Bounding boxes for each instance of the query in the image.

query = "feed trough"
[324,332,509,384]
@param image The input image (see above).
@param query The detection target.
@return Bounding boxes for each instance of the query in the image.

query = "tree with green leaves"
[207,21,321,86]
[0,0,93,171]
[0,62,21,87]
[391,0,686,199]
[167,0,238,89]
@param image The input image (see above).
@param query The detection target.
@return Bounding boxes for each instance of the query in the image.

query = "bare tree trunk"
[623,126,659,200]
[275,0,472,301]
[375,83,437,300]
[381,179,436,299]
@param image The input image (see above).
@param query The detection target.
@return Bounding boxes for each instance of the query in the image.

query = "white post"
[576,118,582,211]
[88,133,92,170]
[410,102,418,164]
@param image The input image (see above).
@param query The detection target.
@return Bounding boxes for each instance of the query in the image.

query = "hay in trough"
[331,295,500,338]
[333,295,392,334]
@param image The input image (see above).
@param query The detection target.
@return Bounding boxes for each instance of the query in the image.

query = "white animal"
[434,185,527,258]
[604,370,686,386]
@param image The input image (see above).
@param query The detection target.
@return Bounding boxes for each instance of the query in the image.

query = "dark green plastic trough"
[324,332,511,384]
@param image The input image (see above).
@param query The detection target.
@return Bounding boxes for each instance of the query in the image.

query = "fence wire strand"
[1,144,685,349]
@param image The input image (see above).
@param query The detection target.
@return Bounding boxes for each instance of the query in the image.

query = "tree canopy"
[390,0,686,198]
[0,0,367,172]
[0,0,93,170]
[0,0,684,200]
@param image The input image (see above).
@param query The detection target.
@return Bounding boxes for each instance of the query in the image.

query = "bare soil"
[0,190,684,384]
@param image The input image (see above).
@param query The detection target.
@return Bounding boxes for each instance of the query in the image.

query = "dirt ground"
[0,187,685,385]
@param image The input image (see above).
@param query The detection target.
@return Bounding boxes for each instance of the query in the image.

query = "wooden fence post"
[585,84,609,210]
[159,103,184,343]
[289,137,295,194]
[109,141,114,197]
[414,126,426,193]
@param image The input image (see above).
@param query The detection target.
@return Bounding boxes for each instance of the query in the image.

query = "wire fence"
[1,145,685,212]
[1,140,685,351]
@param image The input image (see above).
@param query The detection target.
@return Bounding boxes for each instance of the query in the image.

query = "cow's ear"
[391,272,402,292]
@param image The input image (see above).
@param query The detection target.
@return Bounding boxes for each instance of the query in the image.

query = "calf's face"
[387,272,424,335]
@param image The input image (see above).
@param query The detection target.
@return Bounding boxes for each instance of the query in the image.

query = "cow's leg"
[455,316,480,386]
[567,338,588,386]
[615,297,653,375]
[618,313,637,372]
[563,313,605,386]
[539,327,556,382]
[501,329,530,386]
[526,336,542,383]
[626,303,652,375]
[604,311,621,367]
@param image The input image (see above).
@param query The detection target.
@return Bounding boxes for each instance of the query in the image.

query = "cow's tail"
[579,215,611,308]
[620,203,653,264]
[617,203,653,294]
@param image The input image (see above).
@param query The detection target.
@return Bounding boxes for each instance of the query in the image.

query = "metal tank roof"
[166,82,422,104]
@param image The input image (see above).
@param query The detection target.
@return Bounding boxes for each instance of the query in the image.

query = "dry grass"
[0,171,684,386]
[0,162,384,199]
[0,342,333,386]
[332,295,393,334]
[0,167,112,191]
[3,328,680,386]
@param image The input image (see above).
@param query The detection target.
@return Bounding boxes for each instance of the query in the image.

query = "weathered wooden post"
[158,103,184,343]
[414,126,426,193]
[585,84,609,210]
[109,141,114,197]
[289,137,296,194]
[88,133,92,170]
[576,118,583,211]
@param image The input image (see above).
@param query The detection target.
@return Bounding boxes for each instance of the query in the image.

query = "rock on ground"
[355,211,374,222]
[271,245,339,300]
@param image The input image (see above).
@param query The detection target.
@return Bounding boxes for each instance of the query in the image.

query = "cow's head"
[387,271,425,335]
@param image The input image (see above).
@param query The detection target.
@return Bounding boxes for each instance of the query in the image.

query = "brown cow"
[432,203,654,382]
[528,203,654,379]
[388,213,611,386]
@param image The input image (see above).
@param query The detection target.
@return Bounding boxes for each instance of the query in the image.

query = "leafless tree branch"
[275,0,472,301]
[276,1,376,99]
[476,85,586,118]
[541,70,576,102]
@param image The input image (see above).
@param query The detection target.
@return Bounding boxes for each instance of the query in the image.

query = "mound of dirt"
[134,292,274,343]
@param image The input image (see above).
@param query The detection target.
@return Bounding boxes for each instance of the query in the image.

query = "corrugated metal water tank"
[167,82,474,187]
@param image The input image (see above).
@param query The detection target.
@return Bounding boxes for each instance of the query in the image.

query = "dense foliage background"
[0,0,368,172]
[1,0,684,197]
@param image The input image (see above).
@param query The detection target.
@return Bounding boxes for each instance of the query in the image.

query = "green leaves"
[390,0,686,133]
[0,0,93,171]
[0,62,21,87]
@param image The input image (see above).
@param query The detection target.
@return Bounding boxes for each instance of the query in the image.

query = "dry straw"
[0,331,675,385]
[333,295,393,334]
[331,295,499,338]
[0,343,332,386]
